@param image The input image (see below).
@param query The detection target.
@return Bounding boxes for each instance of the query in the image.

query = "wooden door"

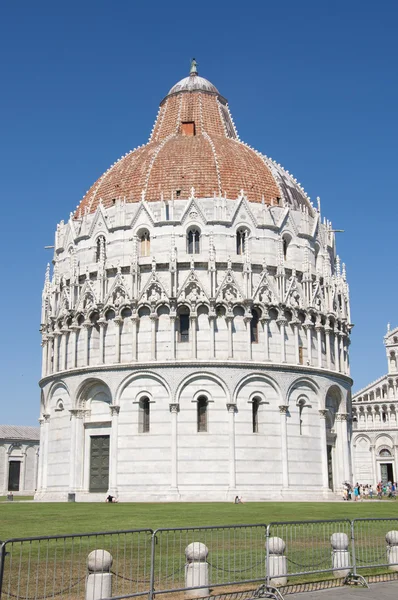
[89,435,110,492]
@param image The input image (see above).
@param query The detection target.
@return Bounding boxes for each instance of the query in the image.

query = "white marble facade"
[0,426,39,495]
[352,326,398,485]
[36,71,353,502]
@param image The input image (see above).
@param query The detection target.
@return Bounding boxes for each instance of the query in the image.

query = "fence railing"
[1,518,398,600]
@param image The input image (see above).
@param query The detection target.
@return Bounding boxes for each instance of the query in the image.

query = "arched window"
[298,398,309,436]
[178,307,190,342]
[197,396,208,432]
[250,309,259,343]
[139,231,150,257]
[139,397,150,433]
[187,228,200,254]
[282,235,291,261]
[252,397,260,433]
[299,344,304,365]
[96,236,106,262]
[236,228,249,255]
[380,448,392,457]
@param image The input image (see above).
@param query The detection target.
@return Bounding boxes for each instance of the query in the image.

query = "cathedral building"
[36,62,353,501]
[352,326,398,485]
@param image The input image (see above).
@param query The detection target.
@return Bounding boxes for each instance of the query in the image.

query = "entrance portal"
[89,435,110,493]
[380,463,394,484]
[8,461,20,491]
[327,446,333,490]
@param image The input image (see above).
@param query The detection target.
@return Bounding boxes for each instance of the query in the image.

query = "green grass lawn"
[0,499,397,540]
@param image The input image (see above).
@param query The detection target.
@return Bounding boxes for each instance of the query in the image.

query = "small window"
[176,190,181,198]
[252,397,260,433]
[299,345,304,365]
[197,396,208,432]
[139,397,150,433]
[250,309,259,343]
[236,229,248,255]
[96,236,106,262]
[187,228,200,254]
[181,121,196,136]
[382,412,387,423]
[139,231,150,257]
[178,308,190,342]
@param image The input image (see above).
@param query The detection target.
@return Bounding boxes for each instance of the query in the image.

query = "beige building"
[0,426,40,495]
[352,326,398,484]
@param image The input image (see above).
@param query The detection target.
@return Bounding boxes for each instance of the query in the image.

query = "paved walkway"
[287,581,398,599]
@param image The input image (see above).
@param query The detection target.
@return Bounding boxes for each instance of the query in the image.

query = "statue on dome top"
[190,58,198,76]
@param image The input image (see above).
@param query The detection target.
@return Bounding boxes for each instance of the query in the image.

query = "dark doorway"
[381,463,394,484]
[89,435,110,492]
[327,446,333,490]
[8,461,21,491]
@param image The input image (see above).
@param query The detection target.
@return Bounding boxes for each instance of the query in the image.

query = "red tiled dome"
[76,70,312,216]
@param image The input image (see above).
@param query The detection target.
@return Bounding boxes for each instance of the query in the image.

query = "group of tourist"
[343,481,397,500]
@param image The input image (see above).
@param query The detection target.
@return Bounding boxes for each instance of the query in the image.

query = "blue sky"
[1,1,397,425]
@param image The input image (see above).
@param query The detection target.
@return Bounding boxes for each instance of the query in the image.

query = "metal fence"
[0,518,397,600]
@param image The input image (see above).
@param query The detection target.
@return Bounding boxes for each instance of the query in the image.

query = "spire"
[190,58,198,76]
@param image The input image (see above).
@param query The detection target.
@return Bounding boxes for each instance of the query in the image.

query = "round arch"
[75,377,112,409]
[233,372,281,405]
[176,372,230,404]
[45,380,70,413]
[116,371,171,406]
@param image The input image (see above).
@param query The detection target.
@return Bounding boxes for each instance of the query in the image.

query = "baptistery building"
[37,63,353,501]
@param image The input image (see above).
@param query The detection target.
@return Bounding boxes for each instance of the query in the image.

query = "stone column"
[339,333,345,374]
[291,319,300,364]
[190,313,197,360]
[226,404,237,491]
[150,313,158,361]
[98,318,107,365]
[82,321,91,366]
[226,314,233,359]
[169,404,179,490]
[37,418,45,491]
[209,312,216,359]
[114,318,122,363]
[277,318,287,363]
[47,333,54,375]
[334,329,340,372]
[109,406,120,496]
[393,444,398,484]
[370,444,377,485]
[319,410,330,489]
[42,414,50,490]
[131,313,139,361]
[336,413,349,483]
[304,322,313,366]
[244,315,252,361]
[74,410,85,491]
[316,324,323,368]
[169,314,176,360]
[53,331,61,372]
[41,337,48,378]
[61,326,68,371]
[261,314,270,361]
[68,409,78,492]
[70,325,79,368]
[279,405,289,489]
[325,325,332,370]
